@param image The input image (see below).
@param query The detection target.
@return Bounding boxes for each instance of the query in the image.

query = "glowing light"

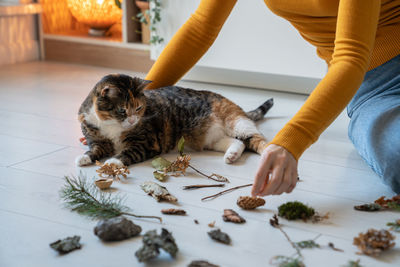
[67,0,122,30]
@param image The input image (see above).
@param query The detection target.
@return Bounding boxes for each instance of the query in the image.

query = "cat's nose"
[127,116,136,124]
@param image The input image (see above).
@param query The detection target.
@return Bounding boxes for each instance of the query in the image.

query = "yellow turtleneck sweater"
[145,0,400,160]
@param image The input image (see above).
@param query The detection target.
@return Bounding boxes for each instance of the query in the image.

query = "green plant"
[278,201,315,221]
[136,0,164,44]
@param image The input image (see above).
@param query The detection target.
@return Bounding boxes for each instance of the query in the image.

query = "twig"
[183,184,225,190]
[122,212,163,222]
[188,165,230,183]
[201,183,252,201]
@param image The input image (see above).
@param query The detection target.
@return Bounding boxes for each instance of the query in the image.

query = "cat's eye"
[117,108,126,114]
[135,106,143,112]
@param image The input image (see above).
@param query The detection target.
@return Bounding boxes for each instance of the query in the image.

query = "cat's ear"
[132,77,152,92]
[100,86,119,98]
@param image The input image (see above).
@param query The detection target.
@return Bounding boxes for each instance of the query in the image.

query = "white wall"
[152,0,327,94]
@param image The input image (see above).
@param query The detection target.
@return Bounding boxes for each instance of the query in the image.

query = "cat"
[75,74,273,167]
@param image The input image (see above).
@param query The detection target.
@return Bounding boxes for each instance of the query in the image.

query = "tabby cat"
[75,74,273,167]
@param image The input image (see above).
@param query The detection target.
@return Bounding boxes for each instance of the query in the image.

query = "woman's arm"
[253,0,381,196]
[145,0,237,89]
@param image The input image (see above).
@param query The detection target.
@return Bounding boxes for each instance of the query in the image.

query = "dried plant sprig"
[201,184,253,201]
[269,215,303,259]
[387,219,400,232]
[60,174,162,222]
[151,137,230,183]
[353,228,395,256]
[342,259,363,267]
[96,161,130,180]
[270,255,305,267]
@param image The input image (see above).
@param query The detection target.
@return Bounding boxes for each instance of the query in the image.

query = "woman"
[144,0,400,195]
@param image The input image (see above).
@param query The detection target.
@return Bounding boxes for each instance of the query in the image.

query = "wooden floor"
[0,61,399,267]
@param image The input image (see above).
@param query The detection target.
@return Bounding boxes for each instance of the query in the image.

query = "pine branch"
[60,174,162,222]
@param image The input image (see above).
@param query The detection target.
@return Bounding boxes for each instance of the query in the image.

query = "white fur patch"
[224,139,245,164]
[233,117,259,138]
[75,154,92,166]
[104,158,124,167]
[84,106,125,153]
[203,118,226,149]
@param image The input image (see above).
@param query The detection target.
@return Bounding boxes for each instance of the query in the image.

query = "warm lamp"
[67,0,122,36]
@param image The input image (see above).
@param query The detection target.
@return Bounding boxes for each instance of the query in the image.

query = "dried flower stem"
[201,183,253,201]
[188,165,230,183]
[270,215,303,260]
[183,184,225,190]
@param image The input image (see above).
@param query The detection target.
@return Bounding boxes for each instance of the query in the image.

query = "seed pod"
[222,209,246,223]
[161,208,186,215]
[237,196,265,210]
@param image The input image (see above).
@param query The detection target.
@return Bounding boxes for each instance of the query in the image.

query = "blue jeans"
[347,54,400,194]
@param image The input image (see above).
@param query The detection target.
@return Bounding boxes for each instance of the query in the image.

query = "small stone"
[50,235,81,254]
[207,229,231,245]
[222,209,246,224]
[237,196,265,210]
[135,228,178,262]
[94,216,141,241]
[188,260,220,267]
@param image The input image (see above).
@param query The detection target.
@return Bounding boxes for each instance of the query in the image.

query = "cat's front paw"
[75,154,93,166]
[104,158,124,167]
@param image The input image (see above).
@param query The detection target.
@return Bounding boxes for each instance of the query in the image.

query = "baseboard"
[183,65,320,95]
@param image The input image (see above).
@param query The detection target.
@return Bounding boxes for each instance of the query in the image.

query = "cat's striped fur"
[76,74,273,167]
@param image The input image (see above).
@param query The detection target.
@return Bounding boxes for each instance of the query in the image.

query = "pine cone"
[237,196,265,210]
[353,229,395,256]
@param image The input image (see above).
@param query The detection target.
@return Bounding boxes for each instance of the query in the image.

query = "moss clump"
[278,201,315,221]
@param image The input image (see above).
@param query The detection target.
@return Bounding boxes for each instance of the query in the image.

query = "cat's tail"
[246,98,274,121]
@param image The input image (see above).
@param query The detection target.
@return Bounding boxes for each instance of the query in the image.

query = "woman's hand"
[251,144,298,196]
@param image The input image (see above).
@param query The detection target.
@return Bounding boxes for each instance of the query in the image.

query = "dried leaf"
[153,171,168,182]
[140,181,177,202]
[222,209,246,224]
[188,260,219,267]
[353,229,395,256]
[96,161,130,180]
[208,221,215,228]
[237,196,265,210]
[311,212,330,223]
[374,194,400,210]
[151,157,172,171]
[177,136,185,155]
[207,229,231,245]
[49,235,81,254]
[354,203,382,212]
[269,214,280,228]
[328,242,344,252]
[161,208,186,215]
[387,219,400,232]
